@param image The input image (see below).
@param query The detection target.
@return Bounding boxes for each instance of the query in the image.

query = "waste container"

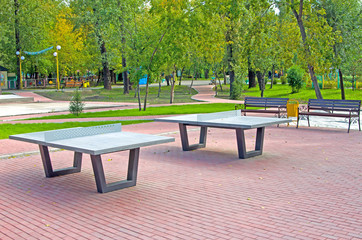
[287,100,299,118]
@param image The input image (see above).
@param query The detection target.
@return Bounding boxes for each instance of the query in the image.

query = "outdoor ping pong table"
[9,123,174,193]
[155,110,291,159]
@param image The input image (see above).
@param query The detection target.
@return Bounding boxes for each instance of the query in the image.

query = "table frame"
[179,123,265,159]
[39,145,140,193]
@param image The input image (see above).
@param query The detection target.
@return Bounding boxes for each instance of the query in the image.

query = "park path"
[191,84,242,103]
[14,91,54,102]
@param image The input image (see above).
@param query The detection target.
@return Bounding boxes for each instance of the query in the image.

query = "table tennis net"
[44,123,123,141]
[197,110,241,122]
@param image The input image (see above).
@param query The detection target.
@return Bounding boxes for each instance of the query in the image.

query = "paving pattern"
[0,86,361,239]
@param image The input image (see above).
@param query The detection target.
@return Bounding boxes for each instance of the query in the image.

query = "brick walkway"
[0,122,361,239]
[0,86,361,239]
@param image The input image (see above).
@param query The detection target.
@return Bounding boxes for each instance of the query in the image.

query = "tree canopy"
[0,0,360,100]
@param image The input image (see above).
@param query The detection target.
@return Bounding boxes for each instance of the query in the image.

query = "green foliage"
[37,85,198,104]
[0,121,148,140]
[27,103,237,120]
[280,76,287,85]
[230,78,243,100]
[69,89,85,116]
[287,65,305,93]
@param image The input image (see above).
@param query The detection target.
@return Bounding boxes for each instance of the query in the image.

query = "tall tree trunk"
[14,0,20,89]
[122,57,129,94]
[256,71,265,97]
[119,1,129,94]
[110,69,114,84]
[165,75,170,86]
[215,72,223,92]
[291,0,322,99]
[178,67,185,85]
[97,69,101,86]
[333,45,345,99]
[100,41,111,90]
[157,77,161,97]
[226,29,235,95]
[248,57,257,88]
[222,67,227,85]
[170,70,176,104]
[270,64,275,89]
[136,83,141,111]
[204,69,209,79]
[338,69,345,99]
[248,68,256,88]
[143,29,167,110]
[143,75,150,111]
[189,74,195,94]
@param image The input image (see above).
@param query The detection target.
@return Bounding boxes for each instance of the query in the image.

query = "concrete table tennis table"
[156,110,291,159]
[9,124,174,193]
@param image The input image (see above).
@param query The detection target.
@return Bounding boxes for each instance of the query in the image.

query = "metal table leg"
[90,148,140,193]
[236,127,265,159]
[39,145,82,177]
[179,123,207,151]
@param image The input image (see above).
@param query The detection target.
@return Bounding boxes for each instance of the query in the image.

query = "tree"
[289,0,324,99]
[0,0,59,88]
[321,0,362,99]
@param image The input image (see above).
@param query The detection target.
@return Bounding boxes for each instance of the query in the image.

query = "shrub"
[230,79,242,100]
[69,89,85,116]
[280,75,287,85]
[287,65,305,93]
[323,80,337,89]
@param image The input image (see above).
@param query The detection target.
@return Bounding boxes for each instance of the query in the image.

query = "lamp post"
[16,51,25,90]
[53,45,61,90]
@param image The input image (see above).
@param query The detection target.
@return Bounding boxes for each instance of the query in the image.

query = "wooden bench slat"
[241,97,289,118]
[298,99,361,132]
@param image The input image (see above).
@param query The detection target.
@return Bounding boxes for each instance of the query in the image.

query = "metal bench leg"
[39,145,82,177]
[307,116,310,127]
[296,115,300,128]
[235,127,265,159]
[179,123,207,151]
[90,148,140,193]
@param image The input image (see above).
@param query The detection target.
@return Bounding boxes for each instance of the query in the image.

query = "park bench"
[240,97,289,118]
[65,79,83,87]
[297,99,361,133]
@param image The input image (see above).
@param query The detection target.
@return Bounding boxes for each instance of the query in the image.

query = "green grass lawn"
[0,120,150,139]
[26,103,237,120]
[36,85,198,104]
[216,84,362,103]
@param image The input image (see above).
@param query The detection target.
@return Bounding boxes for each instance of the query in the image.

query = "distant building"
[0,66,9,89]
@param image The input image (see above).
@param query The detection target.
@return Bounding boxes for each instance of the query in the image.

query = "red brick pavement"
[0,122,361,239]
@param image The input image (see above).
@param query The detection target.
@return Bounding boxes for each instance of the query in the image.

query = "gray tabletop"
[10,125,175,155]
[155,110,291,128]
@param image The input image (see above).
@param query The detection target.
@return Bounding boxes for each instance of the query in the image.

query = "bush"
[280,75,287,85]
[323,81,338,89]
[230,79,242,100]
[287,65,305,93]
[69,89,85,116]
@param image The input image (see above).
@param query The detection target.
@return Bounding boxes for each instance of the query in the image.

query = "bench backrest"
[244,97,289,109]
[308,99,361,113]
